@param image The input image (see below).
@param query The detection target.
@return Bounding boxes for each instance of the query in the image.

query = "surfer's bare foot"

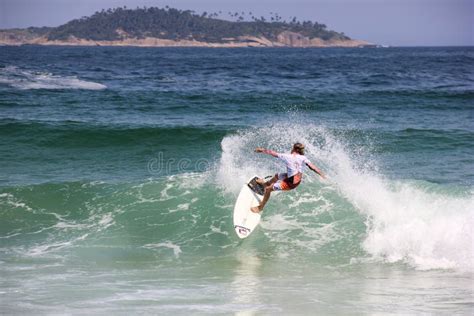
[250,206,262,213]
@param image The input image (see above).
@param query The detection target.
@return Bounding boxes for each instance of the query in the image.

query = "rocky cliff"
[0,29,372,48]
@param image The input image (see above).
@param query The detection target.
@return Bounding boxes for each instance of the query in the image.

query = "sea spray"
[216,123,474,271]
[0,66,106,90]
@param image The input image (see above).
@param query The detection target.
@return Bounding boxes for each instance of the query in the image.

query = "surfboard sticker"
[234,225,251,237]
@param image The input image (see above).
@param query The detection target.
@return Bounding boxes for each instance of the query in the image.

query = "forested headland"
[0,6,372,47]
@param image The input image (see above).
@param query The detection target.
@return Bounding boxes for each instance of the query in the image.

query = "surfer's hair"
[293,143,305,155]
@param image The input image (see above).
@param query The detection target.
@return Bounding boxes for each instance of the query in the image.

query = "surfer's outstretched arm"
[306,162,326,179]
[255,147,279,157]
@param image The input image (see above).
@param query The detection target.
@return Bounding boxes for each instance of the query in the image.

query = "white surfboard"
[233,176,265,239]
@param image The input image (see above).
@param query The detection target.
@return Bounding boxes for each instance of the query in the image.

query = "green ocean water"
[0,46,473,314]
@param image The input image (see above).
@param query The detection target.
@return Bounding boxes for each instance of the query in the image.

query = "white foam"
[357,181,474,271]
[19,208,116,257]
[0,66,106,90]
[210,224,229,236]
[143,242,182,258]
[217,132,272,194]
[318,130,474,272]
[260,214,302,231]
[216,122,474,272]
[168,203,190,213]
[26,233,89,256]
[159,182,174,201]
[0,192,34,212]
[97,213,115,229]
[54,221,87,229]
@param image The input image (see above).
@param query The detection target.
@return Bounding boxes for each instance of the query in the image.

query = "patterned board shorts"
[272,173,301,191]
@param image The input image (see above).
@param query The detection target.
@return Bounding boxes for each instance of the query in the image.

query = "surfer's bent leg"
[265,174,278,186]
[251,185,273,213]
[256,173,282,186]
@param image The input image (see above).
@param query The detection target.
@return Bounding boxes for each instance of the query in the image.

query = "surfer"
[250,143,325,213]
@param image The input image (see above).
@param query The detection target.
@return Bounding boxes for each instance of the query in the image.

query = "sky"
[1,0,473,46]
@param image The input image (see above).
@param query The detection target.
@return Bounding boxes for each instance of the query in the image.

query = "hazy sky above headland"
[1,0,472,46]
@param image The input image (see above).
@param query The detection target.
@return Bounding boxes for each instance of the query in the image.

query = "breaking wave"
[0,122,472,272]
[0,66,106,90]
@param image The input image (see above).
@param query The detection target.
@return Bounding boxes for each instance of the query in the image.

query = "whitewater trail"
[1,121,472,272]
[216,123,474,272]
